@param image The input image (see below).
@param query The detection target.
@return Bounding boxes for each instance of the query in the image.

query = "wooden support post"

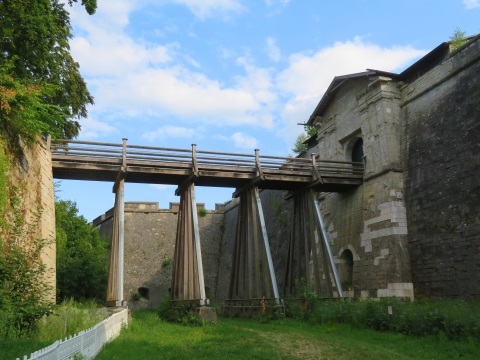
[117,179,125,305]
[283,189,343,298]
[171,183,208,306]
[313,194,344,298]
[254,187,280,304]
[122,138,128,169]
[190,184,207,305]
[191,143,198,176]
[311,153,323,183]
[224,186,282,316]
[106,181,122,307]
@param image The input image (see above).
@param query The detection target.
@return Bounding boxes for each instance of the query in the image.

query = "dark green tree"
[0,0,96,143]
[55,200,109,302]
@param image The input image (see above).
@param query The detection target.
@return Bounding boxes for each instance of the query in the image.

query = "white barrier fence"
[16,308,129,360]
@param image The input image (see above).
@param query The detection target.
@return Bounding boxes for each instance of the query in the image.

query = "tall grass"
[1,299,109,360]
[33,298,109,341]
[285,296,480,341]
[95,311,480,360]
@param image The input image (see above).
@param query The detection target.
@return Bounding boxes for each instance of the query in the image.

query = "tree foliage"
[55,200,109,302]
[0,0,96,143]
[291,125,317,155]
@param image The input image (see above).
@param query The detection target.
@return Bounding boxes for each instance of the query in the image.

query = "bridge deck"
[51,139,363,192]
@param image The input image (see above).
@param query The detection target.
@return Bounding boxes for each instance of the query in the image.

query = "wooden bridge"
[50,138,363,193]
[49,138,364,315]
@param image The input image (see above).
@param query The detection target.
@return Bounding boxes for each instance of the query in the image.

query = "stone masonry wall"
[312,77,413,299]
[403,37,480,298]
[5,138,56,301]
[215,191,292,301]
[95,201,224,309]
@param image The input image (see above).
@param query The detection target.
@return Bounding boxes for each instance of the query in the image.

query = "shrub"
[162,258,173,267]
[156,296,204,327]
[198,208,207,217]
[285,295,480,341]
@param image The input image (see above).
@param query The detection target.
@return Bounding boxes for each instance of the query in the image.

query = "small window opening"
[138,287,149,300]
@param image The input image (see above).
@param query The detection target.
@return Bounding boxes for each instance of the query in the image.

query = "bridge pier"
[170,183,216,321]
[223,186,282,317]
[106,178,125,307]
[284,189,343,298]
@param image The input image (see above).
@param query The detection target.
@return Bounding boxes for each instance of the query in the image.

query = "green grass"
[96,311,480,360]
[0,299,109,360]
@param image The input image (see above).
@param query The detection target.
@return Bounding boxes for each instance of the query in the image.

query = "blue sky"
[57,0,480,221]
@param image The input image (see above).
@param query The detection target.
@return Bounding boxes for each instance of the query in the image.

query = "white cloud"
[264,0,291,6]
[79,117,117,139]
[231,132,259,149]
[143,125,197,141]
[71,30,172,78]
[171,0,244,19]
[266,37,281,62]
[276,37,426,145]
[463,0,480,9]
[69,2,274,128]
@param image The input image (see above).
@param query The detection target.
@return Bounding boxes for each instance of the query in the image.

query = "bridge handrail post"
[122,138,128,169]
[311,153,323,183]
[255,149,264,179]
[191,144,198,175]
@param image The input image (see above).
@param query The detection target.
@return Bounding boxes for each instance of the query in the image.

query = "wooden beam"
[175,172,198,196]
[232,174,265,198]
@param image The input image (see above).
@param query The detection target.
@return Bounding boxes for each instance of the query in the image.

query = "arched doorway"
[339,249,354,290]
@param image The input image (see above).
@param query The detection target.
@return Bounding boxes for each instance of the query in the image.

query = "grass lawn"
[95,311,480,360]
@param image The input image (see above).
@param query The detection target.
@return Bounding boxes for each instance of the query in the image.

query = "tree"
[291,125,317,155]
[55,200,109,302]
[0,0,96,143]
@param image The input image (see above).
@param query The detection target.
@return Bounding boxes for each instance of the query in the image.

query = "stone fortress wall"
[3,138,56,301]
[402,37,480,297]
[94,201,225,308]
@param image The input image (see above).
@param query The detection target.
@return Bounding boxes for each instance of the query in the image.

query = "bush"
[156,296,204,327]
[284,295,480,341]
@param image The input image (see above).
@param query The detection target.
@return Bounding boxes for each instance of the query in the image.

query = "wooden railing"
[50,139,364,180]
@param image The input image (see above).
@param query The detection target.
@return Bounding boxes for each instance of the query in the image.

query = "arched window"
[351,138,364,163]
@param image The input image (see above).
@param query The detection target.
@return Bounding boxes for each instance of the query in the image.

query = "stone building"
[303,34,480,299]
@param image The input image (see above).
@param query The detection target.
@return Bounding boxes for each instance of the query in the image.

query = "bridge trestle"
[284,189,344,298]
[106,178,125,307]
[171,183,207,305]
[223,186,283,317]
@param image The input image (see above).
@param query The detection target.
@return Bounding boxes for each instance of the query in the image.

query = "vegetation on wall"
[0,183,53,338]
[450,27,467,51]
[55,199,109,302]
